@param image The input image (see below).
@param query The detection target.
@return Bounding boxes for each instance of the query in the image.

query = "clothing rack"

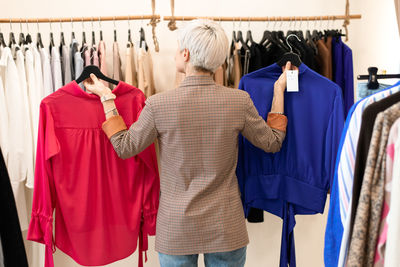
[0,15,160,23]
[163,14,361,22]
[357,67,400,89]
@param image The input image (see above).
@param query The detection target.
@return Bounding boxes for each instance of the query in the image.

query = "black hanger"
[8,32,16,47]
[60,32,65,46]
[237,30,249,50]
[114,29,117,42]
[92,31,96,46]
[277,34,302,67]
[37,32,44,48]
[49,32,55,48]
[128,29,132,44]
[357,66,400,89]
[18,32,25,46]
[245,29,254,46]
[100,30,103,41]
[139,27,148,51]
[71,31,75,40]
[76,65,119,85]
[232,30,238,42]
[26,33,32,44]
[82,31,86,45]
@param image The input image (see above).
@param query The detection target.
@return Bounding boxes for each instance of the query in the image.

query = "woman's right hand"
[274,61,297,94]
[83,74,112,98]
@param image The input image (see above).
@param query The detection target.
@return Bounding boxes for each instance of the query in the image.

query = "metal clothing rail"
[0,15,161,23]
[163,14,362,22]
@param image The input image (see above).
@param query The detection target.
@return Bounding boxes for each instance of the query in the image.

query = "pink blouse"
[27,81,160,267]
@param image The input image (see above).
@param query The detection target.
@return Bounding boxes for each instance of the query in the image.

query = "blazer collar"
[179,74,215,87]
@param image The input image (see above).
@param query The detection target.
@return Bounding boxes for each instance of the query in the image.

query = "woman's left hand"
[83,74,112,97]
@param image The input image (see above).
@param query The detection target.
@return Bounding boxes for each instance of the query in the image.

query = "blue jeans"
[158,246,246,267]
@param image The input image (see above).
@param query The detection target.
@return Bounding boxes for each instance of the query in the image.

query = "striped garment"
[102,75,287,255]
[325,81,400,267]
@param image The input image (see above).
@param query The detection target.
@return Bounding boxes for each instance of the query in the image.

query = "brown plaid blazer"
[103,75,287,255]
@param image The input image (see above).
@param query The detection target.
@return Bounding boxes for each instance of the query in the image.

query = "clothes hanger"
[17,20,25,46]
[276,34,302,67]
[8,20,16,47]
[59,20,65,46]
[76,65,119,85]
[49,20,55,48]
[139,27,148,51]
[98,17,103,41]
[36,20,44,49]
[127,16,133,47]
[245,18,254,46]
[91,18,96,46]
[25,20,32,44]
[236,19,249,50]
[113,17,117,42]
[71,18,75,40]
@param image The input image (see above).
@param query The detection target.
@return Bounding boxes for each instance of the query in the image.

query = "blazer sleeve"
[103,98,158,160]
[240,93,287,153]
[27,102,60,267]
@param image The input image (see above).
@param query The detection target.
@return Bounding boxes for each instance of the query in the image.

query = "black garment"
[239,46,251,75]
[349,91,400,239]
[0,150,29,267]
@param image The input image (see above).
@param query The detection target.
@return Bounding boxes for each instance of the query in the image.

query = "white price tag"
[286,70,299,92]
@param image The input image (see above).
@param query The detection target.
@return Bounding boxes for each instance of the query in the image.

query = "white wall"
[2,0,399,266]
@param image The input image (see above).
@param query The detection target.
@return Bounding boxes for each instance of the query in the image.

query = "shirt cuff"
[267,113,288,132]
[102,115,128,139]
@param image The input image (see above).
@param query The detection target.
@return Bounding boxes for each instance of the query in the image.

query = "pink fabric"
[373,123,398,266]
[98,41,108,87]
[27,81,160,267]
[84,46,91,67]
[92,47,99,67]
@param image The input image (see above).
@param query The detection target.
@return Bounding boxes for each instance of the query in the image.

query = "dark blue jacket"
[237,63,344,267]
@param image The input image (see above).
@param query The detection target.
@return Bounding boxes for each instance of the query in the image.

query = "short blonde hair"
[178,19,229,73]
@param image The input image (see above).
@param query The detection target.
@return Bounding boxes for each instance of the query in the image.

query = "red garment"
[27,81,159,267]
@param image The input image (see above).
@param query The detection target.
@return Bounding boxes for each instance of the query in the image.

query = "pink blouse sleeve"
[27,102,60,267]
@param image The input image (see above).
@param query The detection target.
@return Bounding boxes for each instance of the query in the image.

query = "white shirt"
[0,66,8,163]
[51,46,62,90]
[24,47,38,188]
[40,47,53,97]
[31,45,44,154]
[0,47,29,230]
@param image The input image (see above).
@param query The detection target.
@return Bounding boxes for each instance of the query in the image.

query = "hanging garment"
[98,40,108,87]
[60,44,72,85]
[324,81,400,267]
[27,81,160,267]
[31,44,44,159]
[0,47,30,231]
[385,118,400,267]
[325,36,333,80]
[237,63,344,267]
[50,46,62,90]
[315,40,331,79]
[332,36,354,116]
[69,39,78,80]
[349,91,400,241]
[356,82,391,101]
[137,48,156,97]
[347,102,400,267]
[373,118,400,267]
[125,43,138,87]
[239,46,251,75]
[0,65,8,162]
[227,41,242,89]
[0,148,29,267]
[102,74,287,256]
[74,51,84,88]
[15,48,35,188]
[0,241,3,267]
[83,45,91,66]
[91,46,99,67]
[113,42,122,82]
[40,47,54,96]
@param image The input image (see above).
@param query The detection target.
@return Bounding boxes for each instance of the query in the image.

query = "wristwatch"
[100,93,116,103]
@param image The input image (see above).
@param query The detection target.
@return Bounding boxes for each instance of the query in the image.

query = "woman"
[84,19,291,267]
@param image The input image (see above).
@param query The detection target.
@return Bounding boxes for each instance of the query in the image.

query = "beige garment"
[102,75,287,255]
[137,48,156,97]
[347,103,400,267]
[98,41,109,87]
[395,0,400,36]
[112,42,122,87]
[228,42,242,88]
[125,43,138,87]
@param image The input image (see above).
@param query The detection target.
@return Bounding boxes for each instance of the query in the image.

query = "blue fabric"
[332,37,354,117]
[323,101,358,267]
[356,82,391,101]
[158,246,246,267]
[237,63,344,267]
